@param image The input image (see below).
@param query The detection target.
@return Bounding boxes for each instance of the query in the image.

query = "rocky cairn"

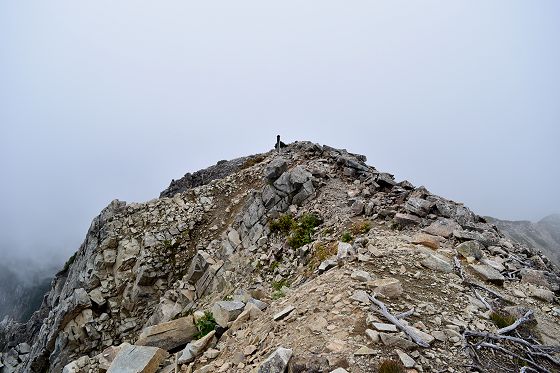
[0,141,559,373]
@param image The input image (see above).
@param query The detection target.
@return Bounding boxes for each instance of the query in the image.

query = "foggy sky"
[1,1,559,264]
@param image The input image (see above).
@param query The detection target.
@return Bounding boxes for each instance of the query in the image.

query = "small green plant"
[378,360,405,373]
[490,311,516,329]
[350,220,372,235]
[270,214,296,235]
[272,278,289,291]
[341,231,353,243]
[270,261,280,271]
[271,290,285,300]
[306,242,338,271]
[270,213,323,249]
[194,311,217,339]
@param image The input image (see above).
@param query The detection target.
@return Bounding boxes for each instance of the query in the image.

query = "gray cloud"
[0,1,559,263]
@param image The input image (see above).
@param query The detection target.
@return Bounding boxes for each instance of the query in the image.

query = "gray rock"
[136,316,198,351]
[423,219,461,238]
[394,213,422,226]
[15,343,30,355]
[318,259,337,273]
[372,322,397,332]
[177,330,216,364]
[247,298,269,311]
[350,290,370,304]
[351,200,365,215]
[521,269,560,292]
[456,241,484,260]
[396,349,415,368]
[257,347,293,373]
[107,343,168,373]
[421,254,453,273]
[404,197,434,217]
[469,264,505,285]
[337,242,353,259]
[212,301,245,327]
[528,286,555,302]
[265,158,288,182]
[350,270,372,282]
[273,305,295,321]
[379,333,417,350]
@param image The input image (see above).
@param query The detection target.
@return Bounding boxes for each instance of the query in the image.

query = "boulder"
[456,241,484,260]
[135,316,198,351]
[212,301,245,327]
[421,254,453,273]
[404,197,434,217]
[423,219,460,238]
[394,213,422,226]
[337,242,353,260]
[258,347,293,373]
[469,264,505,286]
[107,344,168,373]
[368,278,403,298]
[411,233,441,250]
[265,158,288,182]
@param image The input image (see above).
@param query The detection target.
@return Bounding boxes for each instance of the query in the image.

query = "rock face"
[1,141,559,373]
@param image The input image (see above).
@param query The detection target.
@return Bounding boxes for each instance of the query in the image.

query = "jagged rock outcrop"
[1,141,559,373]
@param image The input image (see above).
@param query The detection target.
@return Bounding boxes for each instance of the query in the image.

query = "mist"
[1,1,559,268]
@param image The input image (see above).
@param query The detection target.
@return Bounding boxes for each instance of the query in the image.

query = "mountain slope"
[487,214,560,268]
[1,141,559,373]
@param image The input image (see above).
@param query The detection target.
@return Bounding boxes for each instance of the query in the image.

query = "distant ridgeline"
[487,214,560,268]
[0,261,54,323]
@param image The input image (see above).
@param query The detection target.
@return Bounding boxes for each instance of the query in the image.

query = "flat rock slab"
[421,254,453,273]
[273,305,295,321]
[107,344,168,373]
[372,322,398,332]
[396,349,415,368]
[135,316,198,351]
[411,233,441,250]
[470,264,505,286]
[422,219,460,238]
[367,278,403,298]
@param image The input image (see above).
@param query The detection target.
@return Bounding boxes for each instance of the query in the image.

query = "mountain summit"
[1,141,559,373]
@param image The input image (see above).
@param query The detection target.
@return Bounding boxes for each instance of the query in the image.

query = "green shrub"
[270,213,323,249]
[194,311,217,339]
[378,360,405,373]
[350,220,372,235]
[306,242,338,271]
[270,214,296,235]
[341,231,353,243]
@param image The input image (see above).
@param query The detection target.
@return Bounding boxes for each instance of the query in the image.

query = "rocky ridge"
[487,215,560,268]
[1,141,559,373]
